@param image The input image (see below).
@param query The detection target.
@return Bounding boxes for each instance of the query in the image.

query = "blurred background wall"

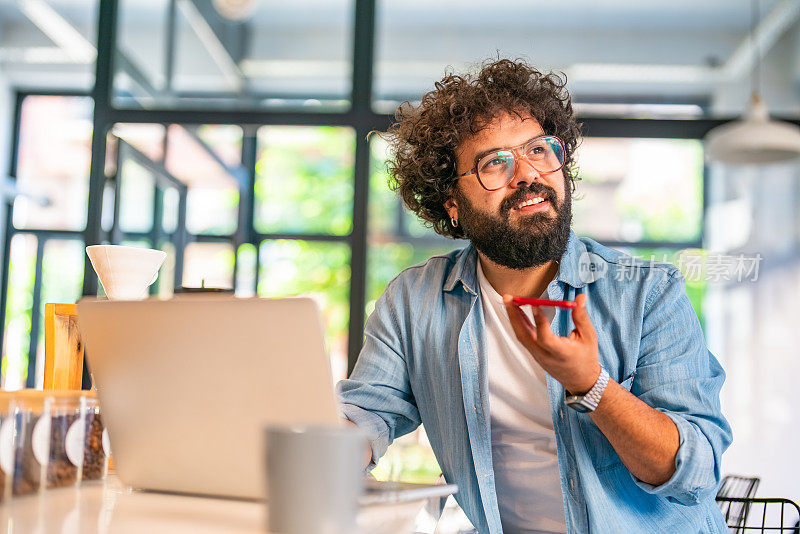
[0,0,798,510]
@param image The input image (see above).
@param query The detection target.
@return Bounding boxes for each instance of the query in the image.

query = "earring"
[450,217,458,228]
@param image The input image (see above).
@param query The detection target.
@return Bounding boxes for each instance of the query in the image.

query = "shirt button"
[559,409,565,421]
[569,477,577,492]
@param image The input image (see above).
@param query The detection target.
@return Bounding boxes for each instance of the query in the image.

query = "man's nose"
[511,155,542,188]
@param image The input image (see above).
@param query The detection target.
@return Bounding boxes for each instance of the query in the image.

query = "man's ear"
[443,196,458,221]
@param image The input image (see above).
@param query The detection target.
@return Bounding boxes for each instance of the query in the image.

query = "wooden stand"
[43,303,84,390]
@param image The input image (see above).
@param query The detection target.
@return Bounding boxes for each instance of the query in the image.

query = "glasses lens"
[477,151,514,189]
[524,137,565,172]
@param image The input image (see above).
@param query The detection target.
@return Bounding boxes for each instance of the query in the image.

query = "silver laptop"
[77,296,457,504]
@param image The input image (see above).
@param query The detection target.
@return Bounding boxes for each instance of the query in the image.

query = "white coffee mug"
[265,424,366,534]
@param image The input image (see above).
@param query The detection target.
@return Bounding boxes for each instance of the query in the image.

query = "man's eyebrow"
[472,133,548,163]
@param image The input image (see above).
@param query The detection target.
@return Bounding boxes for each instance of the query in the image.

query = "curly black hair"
[385,58,582,239]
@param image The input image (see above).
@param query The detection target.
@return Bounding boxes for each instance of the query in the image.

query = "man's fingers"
[503,295,539,345]
[571,293,596,341]
[530,305,558,349]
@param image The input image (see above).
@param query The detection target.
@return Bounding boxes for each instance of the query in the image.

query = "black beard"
[455,181,572,270]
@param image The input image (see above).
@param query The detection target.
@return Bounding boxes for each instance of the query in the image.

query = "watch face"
[566,399,591,413]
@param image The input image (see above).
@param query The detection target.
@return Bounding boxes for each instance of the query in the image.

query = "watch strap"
[565,367,610,413]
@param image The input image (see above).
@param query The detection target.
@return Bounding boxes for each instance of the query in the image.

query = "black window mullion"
[83,0,118,297]
[346,0,376,376]
[236,130,258,294]
[173,189,188,290]
[0,208,14,363]
[26,237,46,389]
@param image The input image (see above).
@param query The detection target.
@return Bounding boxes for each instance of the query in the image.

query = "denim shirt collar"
[442,229,596,294]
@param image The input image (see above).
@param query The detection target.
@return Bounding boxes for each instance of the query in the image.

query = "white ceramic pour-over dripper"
[86,245,167,300]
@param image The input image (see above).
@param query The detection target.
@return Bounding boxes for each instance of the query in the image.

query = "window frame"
[4,0,761,386]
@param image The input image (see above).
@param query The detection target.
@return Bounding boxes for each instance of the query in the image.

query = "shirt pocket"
[619,372,635,392]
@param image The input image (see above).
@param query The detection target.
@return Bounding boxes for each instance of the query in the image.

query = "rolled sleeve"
[338,403,391,471]
[336,282,421,471]
[632,411,718,505]
[631,268,733,505]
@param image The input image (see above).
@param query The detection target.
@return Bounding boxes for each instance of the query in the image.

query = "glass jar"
[7,390,109,496]
[11,390,48,496]
[68,393,108,482]
[45,391,85,489]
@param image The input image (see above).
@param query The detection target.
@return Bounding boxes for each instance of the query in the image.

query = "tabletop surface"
[0,476,438,534]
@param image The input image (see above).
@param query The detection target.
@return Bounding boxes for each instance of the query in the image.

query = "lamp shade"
[212,0,257,21]
[704,94,800,165]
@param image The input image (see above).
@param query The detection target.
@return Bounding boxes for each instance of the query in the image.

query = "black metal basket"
[717,497,800,533]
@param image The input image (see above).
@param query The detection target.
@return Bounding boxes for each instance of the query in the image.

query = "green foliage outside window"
[1,235,37,386]
[258,240,351,372]
[255,127,355,236]
[574,138,703,243]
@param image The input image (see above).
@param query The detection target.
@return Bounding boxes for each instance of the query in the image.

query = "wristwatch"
[565,367,610,413]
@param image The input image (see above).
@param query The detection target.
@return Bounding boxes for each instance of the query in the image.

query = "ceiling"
[0,0,798,116]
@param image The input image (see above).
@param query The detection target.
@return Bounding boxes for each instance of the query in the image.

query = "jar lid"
[9,389,98,411]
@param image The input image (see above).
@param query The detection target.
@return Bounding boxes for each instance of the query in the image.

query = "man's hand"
[502,293,600,394]
[342,418,373,469]
[502,292,680,486]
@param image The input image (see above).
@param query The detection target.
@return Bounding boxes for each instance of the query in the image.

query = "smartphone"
[511,297,577,309]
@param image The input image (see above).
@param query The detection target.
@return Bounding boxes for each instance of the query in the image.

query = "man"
[338,59,731,533]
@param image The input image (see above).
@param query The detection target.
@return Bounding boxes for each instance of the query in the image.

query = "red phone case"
[511,297,577,309]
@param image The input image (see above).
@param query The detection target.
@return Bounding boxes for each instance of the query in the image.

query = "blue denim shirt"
[338,231,732,533]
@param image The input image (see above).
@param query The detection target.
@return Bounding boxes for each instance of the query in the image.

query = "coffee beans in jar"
[6,390,107,495]
[10,391,47,496]
[47,391,104,488]
[78,404,107,481]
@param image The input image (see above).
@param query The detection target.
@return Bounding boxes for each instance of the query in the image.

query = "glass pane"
[113,0,353,110]
[117,158,156,233]
[13,96,93,231]
[182,242,235,290]
[257,240,350,380]
[162,187,180,234]
[113,123,166,162]
[255,126,355,236]
[573,138,703,243]
[235,243,257,297]
[156,241,176,298]
[165,124,241,235]
[119,239,152,248]
[40,239,85,309]
[1,234,37,389]
[366,242,457,315]
[368,135,400,236]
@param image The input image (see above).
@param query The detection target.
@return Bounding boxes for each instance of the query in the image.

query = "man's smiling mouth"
[510,191,553,213]
[514,196,547,210]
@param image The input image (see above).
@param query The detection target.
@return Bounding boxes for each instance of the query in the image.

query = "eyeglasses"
[457,135,566,191]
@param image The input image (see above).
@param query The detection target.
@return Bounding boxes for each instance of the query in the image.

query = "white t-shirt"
[477,262,567,534]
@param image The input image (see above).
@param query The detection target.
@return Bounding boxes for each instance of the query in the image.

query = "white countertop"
[0,476,438,534]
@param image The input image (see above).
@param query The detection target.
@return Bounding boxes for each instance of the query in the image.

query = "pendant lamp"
[704,0,800,164]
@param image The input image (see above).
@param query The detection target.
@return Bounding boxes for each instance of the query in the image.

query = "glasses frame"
[456,135,566,191]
